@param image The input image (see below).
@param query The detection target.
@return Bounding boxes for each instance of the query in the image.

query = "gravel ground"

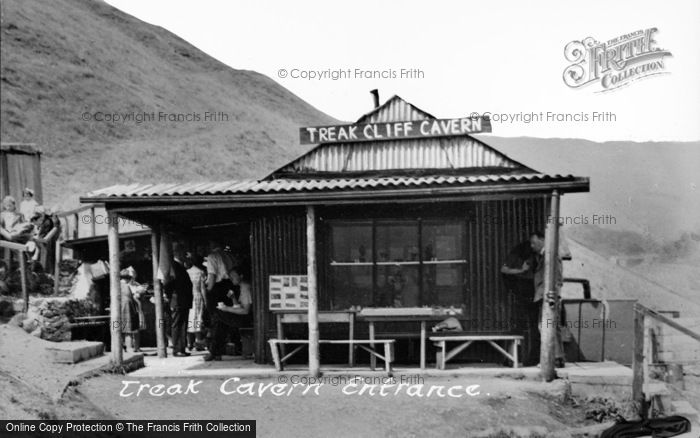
[78,373,603,437]
[0,322,630,436]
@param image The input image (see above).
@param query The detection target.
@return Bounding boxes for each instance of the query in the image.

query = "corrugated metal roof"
[85,173,580,199]
[355,95,436,123]
[274,136,529,174]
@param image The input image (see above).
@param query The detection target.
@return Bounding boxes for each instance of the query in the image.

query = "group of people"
[0,188,60,276]
[501,231,569,368]
[118,240,252,360]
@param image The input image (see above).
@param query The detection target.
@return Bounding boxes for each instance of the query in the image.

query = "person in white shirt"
[19,188,39,223]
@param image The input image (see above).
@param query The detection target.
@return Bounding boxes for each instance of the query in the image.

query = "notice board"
[269,275,309,310]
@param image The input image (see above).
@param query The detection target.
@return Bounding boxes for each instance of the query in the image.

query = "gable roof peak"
[356,94,436,124]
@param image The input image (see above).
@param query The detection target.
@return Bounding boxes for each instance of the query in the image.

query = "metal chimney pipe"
[370,89,380,108]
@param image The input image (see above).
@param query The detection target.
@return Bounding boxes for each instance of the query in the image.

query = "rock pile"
[19,297,99,342]
[57,259,80,295]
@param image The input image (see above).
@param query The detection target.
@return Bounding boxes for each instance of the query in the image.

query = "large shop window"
[328,220,465,309]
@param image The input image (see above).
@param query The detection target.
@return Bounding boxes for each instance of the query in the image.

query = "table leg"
[269,341,282,371]
[276,314,286,358]
[420,321,426,371]
[513,340,519,369]
[369,322,376,371]
[349,314,355,367]
[441,342,446,370]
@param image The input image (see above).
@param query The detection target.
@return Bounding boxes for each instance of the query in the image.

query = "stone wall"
[15,297,99,342]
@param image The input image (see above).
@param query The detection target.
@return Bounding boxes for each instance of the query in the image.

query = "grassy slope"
[478,136,700,242]
[0,0,335,208]
[480,136,700,311]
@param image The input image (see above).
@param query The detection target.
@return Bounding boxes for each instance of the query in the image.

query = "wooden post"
[53,240,61,294]
[73,213,79,239]
[107,210,123,365]
[632,303,646,419]
[151,230,167,358]
[306,205,320,377]
[19,252,28,313]
[90,206,96,237]
[540,190,560,382]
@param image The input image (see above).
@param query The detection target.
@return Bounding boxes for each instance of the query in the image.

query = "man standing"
[501,240,538,366]
[203,240,235,361]
[164,251,193,357]
[529,231,566,368]
[204,240,235,311]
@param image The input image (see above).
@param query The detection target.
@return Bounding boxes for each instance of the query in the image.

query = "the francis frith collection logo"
[563,28,672,92]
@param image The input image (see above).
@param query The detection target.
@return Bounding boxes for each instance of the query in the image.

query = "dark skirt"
[120,283,144,334]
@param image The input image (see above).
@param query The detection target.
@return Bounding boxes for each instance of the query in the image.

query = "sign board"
[269,275,309,310]
[299,116,492,145]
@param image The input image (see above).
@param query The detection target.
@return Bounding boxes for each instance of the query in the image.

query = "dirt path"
[0,371,110,420]
[79,374,600,437]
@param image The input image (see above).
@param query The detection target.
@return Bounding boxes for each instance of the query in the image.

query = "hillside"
[563,239,700,316]
[0,0,335,209]
[481,136,700,310]
[478,136,700,242]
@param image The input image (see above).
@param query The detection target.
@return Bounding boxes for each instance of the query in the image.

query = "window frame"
[326,217,467,309]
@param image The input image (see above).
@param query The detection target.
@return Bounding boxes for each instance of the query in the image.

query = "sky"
[106,0,700,142]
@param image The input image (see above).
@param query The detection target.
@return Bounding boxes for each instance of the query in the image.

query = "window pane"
[375,265,420,307]
[330,266,373,310]
[331,222,372,263]
[422,221,465,261]
[376,221,419,262]
[422,221,465,306]
[423,264,464,306]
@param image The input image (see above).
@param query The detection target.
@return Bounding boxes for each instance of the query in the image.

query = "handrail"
[637,304,700,342]
[55,203,102,218]
[55,203,102,241]
[0,240,27,252]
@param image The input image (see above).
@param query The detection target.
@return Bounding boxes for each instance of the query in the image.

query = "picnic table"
[359,309,456,370]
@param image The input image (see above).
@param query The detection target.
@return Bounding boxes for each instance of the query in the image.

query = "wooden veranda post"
[151,230,167,358]
[53,240,61,294]
[306,205,321,377]
[540,190,560,381]
[107,210,123,365]
[632,303,646,418]
[18,250,28,313]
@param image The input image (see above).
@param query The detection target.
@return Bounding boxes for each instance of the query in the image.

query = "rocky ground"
[0,319,625,437]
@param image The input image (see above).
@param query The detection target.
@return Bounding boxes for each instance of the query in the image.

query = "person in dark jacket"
[501,240,538,366]
[164,254,193,357]
[204,270,252,361]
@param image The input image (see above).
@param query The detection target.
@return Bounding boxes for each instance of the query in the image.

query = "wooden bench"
[268,339,395,375]
[429,335,524,370]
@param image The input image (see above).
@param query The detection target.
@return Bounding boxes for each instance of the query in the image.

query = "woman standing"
[186,254,207,351]
[120,266,146,352]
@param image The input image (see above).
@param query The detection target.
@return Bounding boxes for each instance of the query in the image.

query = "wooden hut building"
[80,96,590,371]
